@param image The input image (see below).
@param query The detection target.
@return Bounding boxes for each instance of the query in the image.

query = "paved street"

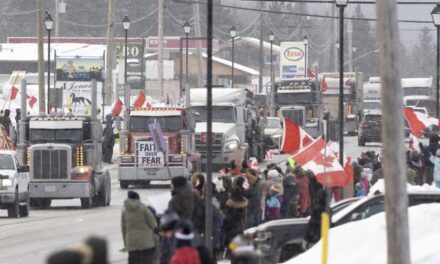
[0,136,378,264]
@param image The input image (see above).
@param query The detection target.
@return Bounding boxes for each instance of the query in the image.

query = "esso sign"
[284,47,304,61]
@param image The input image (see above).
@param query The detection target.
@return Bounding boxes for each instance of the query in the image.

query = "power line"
[239,0,440,4]
[172,0,435,24]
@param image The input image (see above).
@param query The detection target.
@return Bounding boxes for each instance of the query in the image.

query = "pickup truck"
[0,150,30,218]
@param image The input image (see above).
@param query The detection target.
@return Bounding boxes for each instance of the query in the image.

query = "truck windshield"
[363,101,381,110]
[0,154,14,170]
[403,87,430,96]
[276,93,313,105]
[190,106,236,123]
[130,116,181,132]
[30,129,83,143]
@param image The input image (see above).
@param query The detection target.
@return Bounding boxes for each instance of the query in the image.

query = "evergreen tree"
[408,26,435,77]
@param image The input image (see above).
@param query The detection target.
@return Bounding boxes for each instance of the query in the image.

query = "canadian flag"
[280,118,313,154]
[132,91,146,108]
[112,99,124,116]
[408,133,421,152]
[26,95,37,108]
[403,107,437,138]
[10,86,19,100]
[291,138,352,187]
[321,77,328,92]
[307,68,316,78]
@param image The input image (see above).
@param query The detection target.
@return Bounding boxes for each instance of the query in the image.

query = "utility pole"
[37,0,46,113]
[347,20,353,72]
[158,0,164,98]
[192,2,204,87]
[259,4,264,93]
[55,0,59,37]
[375,1,411,264]
[105,0,116,105]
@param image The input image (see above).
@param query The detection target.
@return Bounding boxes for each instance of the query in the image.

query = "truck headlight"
[71,166,92,181]
[224,141,239,151]
[272,133,282,139]
[120,155,135,164]
[1,179,13,187]
[347,114,356,119]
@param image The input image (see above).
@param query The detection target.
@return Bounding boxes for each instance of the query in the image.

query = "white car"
[264,117,283,149]
[0,150,30,218]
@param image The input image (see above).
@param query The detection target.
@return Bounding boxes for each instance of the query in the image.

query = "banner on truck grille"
[60,81,103,115]
[136,141,164,167]
[280,42,307,79]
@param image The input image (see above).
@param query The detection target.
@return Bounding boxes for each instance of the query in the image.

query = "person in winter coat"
[408,151,424,185]
[295,167,311,217]
[169,176,194,221]
[0,109,12,135]
[170,221,201,264]
[370,162,384,185]
[303,183,327,248]
[281,167,299,218]
[244,169,266,228]
[121,191,158,264]
[420,133,440,185]
[306,170,321,207]
[223,176,249,249]
[429,149,440,188]
[102,115,115,163]
[265,184,282,221]
[355,170,371,197]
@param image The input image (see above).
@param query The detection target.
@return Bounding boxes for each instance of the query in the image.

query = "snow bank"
[369,179,440,195]
[285,203,440,264]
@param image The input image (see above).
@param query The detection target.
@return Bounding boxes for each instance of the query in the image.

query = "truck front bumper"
[200,151,234,167]
[119,165,190,181]
[29,181,91,199]
[0,191,15,205]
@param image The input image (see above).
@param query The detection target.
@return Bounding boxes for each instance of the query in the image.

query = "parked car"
[0,150,30,218]
[358,110,382,146]
[250,191,440,263]
[264,117,283,149]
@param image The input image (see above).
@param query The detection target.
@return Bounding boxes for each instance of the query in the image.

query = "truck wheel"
[7,190,19,218]
[119,181,129,189]
[30,198,42,208]
[42,199,52,209]
[81,197,92,209]
[19,192,30,217]
[358,138,365,146]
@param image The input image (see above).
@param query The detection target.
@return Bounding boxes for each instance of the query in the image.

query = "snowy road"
[0,136,375,264]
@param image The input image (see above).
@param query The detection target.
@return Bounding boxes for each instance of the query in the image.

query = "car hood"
[264,128,281,136]
[195,122,236,136]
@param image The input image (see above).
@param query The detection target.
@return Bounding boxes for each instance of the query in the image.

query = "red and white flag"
[307,68,316,78]
[265,150,274,160]
[10,86,19,100]
[26,95,37,108]
[112,99,124,116]
[403,107,437,138]
[280,118,313,154]
[290,136,325,165]
[132,91,146,108]
[408,133,421,152]
[321,77,328,92]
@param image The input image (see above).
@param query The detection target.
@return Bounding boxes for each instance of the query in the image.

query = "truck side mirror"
[18,165,30,173]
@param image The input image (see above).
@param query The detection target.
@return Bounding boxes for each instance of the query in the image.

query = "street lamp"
[122,16,130,87]
[183,21,191,90]
[336,0,348,167]
[303,35,309,77]
[432,4,440,118]
[44,13,54,113]
[230,26,237,88]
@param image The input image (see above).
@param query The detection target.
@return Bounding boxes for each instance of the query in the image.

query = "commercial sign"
[136,141,164,167]
[280,42,307,79]
[115,44,144,59]
[56,57,104,82]
[60,81,103,115]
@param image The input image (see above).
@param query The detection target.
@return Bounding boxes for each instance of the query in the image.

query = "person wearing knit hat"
[169,221,201,264]
[121,190,158,264]
[168,176,194,220]
[265,183,282,221]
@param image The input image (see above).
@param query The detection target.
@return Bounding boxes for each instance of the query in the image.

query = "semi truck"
[189,88,265,167]
[118,106,200,188]
[19,82,111,209]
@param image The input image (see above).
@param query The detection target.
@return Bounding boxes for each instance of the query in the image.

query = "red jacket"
[170,247,200,264]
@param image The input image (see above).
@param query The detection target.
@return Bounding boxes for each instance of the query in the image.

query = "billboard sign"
[60,81,103,115]
[56,57,104,82]
[115,44,144,60]
[280,42,307,79]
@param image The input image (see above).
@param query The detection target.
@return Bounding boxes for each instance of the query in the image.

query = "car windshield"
[190,106,236,123]
[0,154,14,170]
[30,129,83,143]
[267,119,281,129]
[130,116,182,132]
[364,115,381,122]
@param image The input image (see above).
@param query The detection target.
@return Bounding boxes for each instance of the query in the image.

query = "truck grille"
[195,133,223,153]
[32,147,70,179]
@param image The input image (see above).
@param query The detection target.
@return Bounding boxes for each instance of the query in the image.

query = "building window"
[264,54,279,65]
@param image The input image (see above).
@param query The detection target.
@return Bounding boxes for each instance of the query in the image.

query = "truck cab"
[118,107,199,188]
[24,112,111,209]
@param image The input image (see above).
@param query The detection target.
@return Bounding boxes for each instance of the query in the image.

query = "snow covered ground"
[286,203,440,264]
